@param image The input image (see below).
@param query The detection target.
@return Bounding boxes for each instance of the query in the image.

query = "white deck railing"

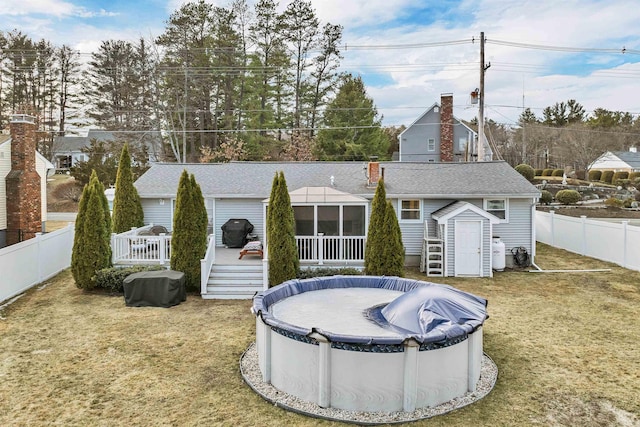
[295,235,366,264]
[200,234,216,295]
[111,225,172,265]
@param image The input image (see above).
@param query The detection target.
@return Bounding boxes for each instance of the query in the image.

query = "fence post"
[580,216,587,256]
[550,211,555,246]
[36,232,43,282]
[111,233,116,264]
[318,233,324,265]
[622,221,628,268]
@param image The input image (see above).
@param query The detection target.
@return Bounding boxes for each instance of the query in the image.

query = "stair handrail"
[200,234,216,296]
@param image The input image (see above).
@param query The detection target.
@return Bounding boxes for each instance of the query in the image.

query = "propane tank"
[492,236,506,271]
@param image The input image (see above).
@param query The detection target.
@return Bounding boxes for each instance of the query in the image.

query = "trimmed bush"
[623,198,634,208]
[542,169,553,176]
[297,267,362,279]
[71,170,112,289]
[540,190,553,205]
[112,143,144,233]
[534,169,543,177]
[380,200,405,277]
[365,178,388,275]
[171,170,208,291]
[552,169,564,177]
[515,164,535,181]
[555,189,582,205]
[601,170,614,184]
[604,197,624,208]
[94,265,165,292]
[629,172,640,181]
[267,171,299,287]
[612,171,629,185]
[588,170,602,181]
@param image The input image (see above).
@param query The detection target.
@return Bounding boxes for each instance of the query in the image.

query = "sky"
[2,0,640,128]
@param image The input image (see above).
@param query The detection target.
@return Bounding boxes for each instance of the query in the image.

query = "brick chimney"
[6,114,41,245]
[440,93,454,162]
[367,161,381,187]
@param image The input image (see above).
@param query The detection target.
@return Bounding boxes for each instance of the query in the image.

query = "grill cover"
[123,270,186,308]
[221,219,254,248]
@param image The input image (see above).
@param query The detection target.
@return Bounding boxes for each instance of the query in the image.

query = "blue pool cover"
[252,276,488,345]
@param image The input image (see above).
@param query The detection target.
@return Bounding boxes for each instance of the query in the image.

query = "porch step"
[204,264,264,299]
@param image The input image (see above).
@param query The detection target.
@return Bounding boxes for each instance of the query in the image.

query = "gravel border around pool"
[240,342,498,425]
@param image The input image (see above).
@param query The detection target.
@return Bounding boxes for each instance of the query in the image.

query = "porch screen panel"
[343,206,365,236]
[318,206,339,236]
[293,206,314,235]
[318,206,339,260]
[343,206,366,260]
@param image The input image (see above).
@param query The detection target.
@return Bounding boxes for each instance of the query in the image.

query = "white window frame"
[484,198,508,222]
[427,138,436,152]
[399,199,422,222]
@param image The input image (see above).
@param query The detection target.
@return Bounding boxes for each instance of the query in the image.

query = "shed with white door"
[432,202,500,277]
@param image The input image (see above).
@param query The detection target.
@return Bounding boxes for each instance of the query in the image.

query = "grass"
[1,244,639,426]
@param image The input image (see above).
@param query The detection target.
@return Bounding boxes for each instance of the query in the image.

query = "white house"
[588,148,640,173]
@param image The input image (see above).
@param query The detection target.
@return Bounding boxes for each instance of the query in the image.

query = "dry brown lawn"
[1,244,638,426]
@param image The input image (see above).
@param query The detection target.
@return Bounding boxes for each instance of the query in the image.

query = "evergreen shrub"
[612,171,629,185]
[534,169,543,176]
[112,143,144,233]
[604,197,624,207]
[555,189,582,205]
[267,172,299,287]
[542,169,553,176]
[552,169,564,177]
[296,267,362,279]
[94,265,165,292]
[601,170,614,184]
[588,170,602,181]
[540,190,553,205]
[629,172,640,181]
[515,164,535,181]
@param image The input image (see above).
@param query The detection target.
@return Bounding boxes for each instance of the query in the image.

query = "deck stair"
[420,221,444,277]
[203,263,264,299]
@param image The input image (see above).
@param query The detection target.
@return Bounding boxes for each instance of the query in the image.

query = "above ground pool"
[250,275,489,413]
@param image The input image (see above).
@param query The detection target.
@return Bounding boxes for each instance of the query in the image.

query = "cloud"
[0,0,118,19]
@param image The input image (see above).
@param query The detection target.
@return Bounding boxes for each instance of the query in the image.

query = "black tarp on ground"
[221,219,254,248]
[123,270,186,307]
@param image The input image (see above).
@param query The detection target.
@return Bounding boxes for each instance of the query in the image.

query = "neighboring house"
[128,160,539,298]
[0,115,55,248]
[52,129,163,170]
[398,94,493,162]
[587,148,640,173]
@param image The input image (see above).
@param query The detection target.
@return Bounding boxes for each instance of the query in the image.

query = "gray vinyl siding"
[141,198,173,230]
[215,199,264,247]
[399,108,472,162]
[492,198,535,262]
[442,210,492,277]
[400,109,440,162]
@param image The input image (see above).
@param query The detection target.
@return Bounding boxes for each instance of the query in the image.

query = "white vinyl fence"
[536,211,640,272]
[0,224,74,304]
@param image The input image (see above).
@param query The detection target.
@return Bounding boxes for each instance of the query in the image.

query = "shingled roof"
[134,161,540,200]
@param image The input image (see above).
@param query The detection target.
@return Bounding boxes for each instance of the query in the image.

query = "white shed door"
[455,220,482,276]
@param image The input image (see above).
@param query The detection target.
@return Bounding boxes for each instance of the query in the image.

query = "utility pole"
[478,32,490,162]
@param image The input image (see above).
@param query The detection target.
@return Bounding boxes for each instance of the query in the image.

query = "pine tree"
[364,177,387,275]
[381,200,404,277]
[267,171,299,286]
[112,143,144,233]
[71,170,112,289]
[316,74,389,160]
